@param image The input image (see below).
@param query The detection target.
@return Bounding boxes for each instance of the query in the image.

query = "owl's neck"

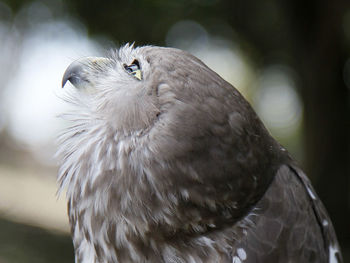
[57,117,144,199]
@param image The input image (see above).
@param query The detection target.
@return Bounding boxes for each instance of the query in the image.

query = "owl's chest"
[69,197,246,263]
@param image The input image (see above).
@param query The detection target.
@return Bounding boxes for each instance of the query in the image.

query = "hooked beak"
[62,57,110,88]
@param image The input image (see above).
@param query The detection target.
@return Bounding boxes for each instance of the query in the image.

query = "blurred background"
[0,0,349,262]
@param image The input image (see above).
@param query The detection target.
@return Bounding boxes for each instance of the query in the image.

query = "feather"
[57,44,342,263]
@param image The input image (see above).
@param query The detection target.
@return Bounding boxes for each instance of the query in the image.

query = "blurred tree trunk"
[285,0,350,242]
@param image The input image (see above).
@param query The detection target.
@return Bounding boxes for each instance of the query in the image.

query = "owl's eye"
[124,59,142,80]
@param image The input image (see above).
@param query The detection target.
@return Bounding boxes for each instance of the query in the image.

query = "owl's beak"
[62,57,110,88]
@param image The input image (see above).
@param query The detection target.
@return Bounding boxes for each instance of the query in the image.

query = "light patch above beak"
[124,59,142,80]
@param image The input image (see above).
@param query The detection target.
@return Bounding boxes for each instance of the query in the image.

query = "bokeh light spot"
[253,65,302,138]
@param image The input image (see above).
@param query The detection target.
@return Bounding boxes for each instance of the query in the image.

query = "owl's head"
[62,44,217,134]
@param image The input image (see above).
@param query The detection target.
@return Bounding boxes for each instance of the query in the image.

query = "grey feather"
[58,44,342,263]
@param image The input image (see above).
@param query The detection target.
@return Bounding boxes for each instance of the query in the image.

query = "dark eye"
[123,59,142,80]
[124,59,142,80]
[124,60,140,72]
